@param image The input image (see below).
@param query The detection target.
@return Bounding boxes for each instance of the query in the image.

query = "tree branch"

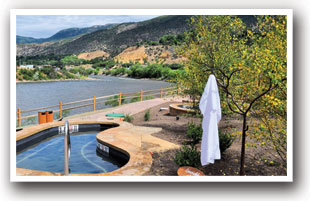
[245,77,287,114]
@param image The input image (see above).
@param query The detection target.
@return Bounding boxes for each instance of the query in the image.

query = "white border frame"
[10,9,293,182]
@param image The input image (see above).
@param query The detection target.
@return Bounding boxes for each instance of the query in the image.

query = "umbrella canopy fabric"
[199,74,222,166]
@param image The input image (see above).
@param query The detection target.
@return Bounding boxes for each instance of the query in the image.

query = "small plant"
[53,110,70,120]
[186,122,203,144]
[105,95,127,107]
[124,114,134,123]
[130,94,140,103]
[219,130,234,154]
[144,109,150,121]
[144,95,154,101]
[174,145,201,168]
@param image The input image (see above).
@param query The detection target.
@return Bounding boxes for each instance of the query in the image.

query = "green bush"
[86,68,95,75]
[22,74,32,80]
[61,55,85,66]
[105,95,127,107]
[110,69,118,76]
[53,110,71,119]
[143,95,154,101]
[104,70,111,75]
[144,109,150,121]
[125,69,132,76]
[186,122,203,144]
[146,64,163,78]
[130,94,140,103]
[69,67,79,74]
[219,130,234,154]
[108,63,185,81]
[174,145,201,168]
[124,114,134,123]
[161,67,172,79]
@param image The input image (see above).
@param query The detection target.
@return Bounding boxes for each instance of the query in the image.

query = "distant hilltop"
[16,15,256,58]
[16,24,117,44]
[16,15,192,57]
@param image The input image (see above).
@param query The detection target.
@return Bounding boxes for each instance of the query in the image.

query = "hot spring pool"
[16,124,129,174]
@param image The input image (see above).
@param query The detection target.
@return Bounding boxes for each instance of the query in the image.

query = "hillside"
[16,15,257,57]
[16,24,116,44]
[17,15,192,57]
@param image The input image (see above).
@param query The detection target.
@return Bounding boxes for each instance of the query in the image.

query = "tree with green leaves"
[177,15,287,175]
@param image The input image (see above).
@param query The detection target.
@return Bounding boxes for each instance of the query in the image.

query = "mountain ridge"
[16,24,117,44]
[17,15,192,57]
[16,15,257,57]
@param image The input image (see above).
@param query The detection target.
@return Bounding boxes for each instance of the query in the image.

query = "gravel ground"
[131,102,287,176]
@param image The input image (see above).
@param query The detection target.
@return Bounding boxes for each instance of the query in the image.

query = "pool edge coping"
[16,120,153,176]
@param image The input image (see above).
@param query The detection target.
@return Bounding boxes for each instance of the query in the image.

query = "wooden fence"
[16,86,178,127]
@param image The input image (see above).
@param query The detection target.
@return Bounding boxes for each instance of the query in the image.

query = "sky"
[16,15,161,38]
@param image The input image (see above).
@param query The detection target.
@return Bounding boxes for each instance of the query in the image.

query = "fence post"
[17,108,21,127]
[93,96,96,111]
[59,101,62,119]
[119,92,122,106]
[160,88,163,98]
[140,89,143,101]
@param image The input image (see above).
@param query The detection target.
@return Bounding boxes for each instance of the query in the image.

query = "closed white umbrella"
[199,74,222,166]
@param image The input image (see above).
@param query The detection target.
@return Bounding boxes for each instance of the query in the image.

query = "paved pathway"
[66,96,184,154]
[67,96,184,121]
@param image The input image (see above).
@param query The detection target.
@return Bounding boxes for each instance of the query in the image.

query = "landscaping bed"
[131,101,287,176]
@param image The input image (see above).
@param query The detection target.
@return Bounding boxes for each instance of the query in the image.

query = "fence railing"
[16,86,178,127]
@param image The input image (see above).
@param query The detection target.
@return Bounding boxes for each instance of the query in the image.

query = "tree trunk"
[240,114,247,176]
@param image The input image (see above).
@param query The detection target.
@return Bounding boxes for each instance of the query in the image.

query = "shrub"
[125,69,132,76]
[105,95,127,107]
[86,68,94,75]
[61,55,85,66]
[186,122,203,144]
[22,74,32,80]
[69,67,79,74]
[104,70,111,75]
[110,69,118,76]
[174,145,201,168]
[144,109,150,121]
[219,130,234,154]
[144,95,154,101]
[161,67,172,79]
[124,114,134,122]
[130,94,140,103]
[53,110,71,119]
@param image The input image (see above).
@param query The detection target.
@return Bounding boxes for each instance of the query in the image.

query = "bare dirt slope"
[114,45,186,64]
[78,50,110,60]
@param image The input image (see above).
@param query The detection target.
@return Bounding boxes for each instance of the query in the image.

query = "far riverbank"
[16,76,99,83]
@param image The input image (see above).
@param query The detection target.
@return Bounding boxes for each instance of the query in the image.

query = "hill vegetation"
[16,24,116,44]
[16,15,192,57]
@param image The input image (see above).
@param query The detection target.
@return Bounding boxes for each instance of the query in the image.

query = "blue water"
[16,75,172,114]
[16,132,123,174]
[16,75,172,126]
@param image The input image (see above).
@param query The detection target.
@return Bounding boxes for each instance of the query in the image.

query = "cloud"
[16,15,161,38]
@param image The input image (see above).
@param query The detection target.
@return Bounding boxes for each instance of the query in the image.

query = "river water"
[16,76,173,125]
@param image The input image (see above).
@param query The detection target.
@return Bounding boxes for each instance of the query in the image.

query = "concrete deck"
[67,96,183,121]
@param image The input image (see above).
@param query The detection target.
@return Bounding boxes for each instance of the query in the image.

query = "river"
[16,76,173,125]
